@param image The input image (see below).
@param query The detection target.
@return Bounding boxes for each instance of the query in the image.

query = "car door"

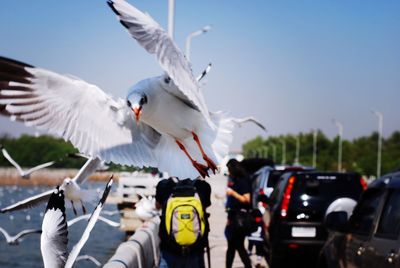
[344,188,386,268]
[364,189,400,268]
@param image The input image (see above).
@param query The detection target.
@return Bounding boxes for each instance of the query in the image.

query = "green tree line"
[0,134,140,171]
[242,130,400,177]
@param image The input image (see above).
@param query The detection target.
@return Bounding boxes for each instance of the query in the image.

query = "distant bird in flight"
[0,0,265,178]
[75,255,102,267]
[1,145,55,179]
[40,178,113,268]
[0,226,41,245]
[67,214,120,228]
[1,157,101,215]
[229,117,267,132]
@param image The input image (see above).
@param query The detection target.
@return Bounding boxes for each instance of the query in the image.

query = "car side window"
[348,188,385,235]
[269,176,286,206]
[375,189,400,239]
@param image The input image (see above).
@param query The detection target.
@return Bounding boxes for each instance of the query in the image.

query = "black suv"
[320,171,400,268]
[267,171,367,267]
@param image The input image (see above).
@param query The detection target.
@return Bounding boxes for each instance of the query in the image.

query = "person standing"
[225,159,253,268]
[156,177,211,268]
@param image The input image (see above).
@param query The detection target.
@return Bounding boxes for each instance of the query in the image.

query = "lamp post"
[263,146,269,158]
[313,129,317,168]
[294,136,300,165]
[281,139,286,165]
[371,110,383,178]
[271,144,276,163]
[332,119,343,172]
[185,25,212,62]
[168,0,175,39]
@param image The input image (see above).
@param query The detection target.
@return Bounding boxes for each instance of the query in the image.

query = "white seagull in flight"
[1,145,55,179]
[0,0,266,178]
[40,178,113,268]
[1,157,101,214]
[0,226,41,245]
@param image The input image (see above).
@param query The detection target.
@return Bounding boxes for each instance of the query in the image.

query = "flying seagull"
[1,157,101,214]
[76,255,102,267]
[229,116,267,132]
[0,226,41,245]
[0,0,257,178]
[67,214,120,228]
[40,177,113,268]
[196,63,212,82]
[1,145,54,179]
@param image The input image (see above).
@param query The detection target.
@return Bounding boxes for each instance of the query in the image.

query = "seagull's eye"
[127,100,131,107]
[140,95,148,106]
[164,77,170,84]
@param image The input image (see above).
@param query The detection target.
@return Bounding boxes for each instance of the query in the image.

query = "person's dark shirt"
[225,175,251,211]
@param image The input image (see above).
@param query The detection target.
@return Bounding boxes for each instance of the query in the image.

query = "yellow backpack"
[165,186,206,246]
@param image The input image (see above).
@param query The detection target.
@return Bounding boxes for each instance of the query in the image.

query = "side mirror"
[325,211,348,232]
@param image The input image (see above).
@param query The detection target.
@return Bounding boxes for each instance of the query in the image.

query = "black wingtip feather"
[107,1,120,16]
[0,56,34,68]
[106,1,131,30]
[45,187,66,214]
[99,175,113,205]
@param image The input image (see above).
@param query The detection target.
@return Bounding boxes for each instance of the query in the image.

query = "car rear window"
[292,173,363,199]
[267,170,285,188]
[286,173,364,220]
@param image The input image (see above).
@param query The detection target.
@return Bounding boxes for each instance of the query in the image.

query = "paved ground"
[207,174,269,268]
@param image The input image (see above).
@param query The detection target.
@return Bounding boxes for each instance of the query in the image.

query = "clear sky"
[0,1,399,150]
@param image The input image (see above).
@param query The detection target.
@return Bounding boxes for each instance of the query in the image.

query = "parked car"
[267,171,367,267]
[320,171,400,268]
[251,165,315,208]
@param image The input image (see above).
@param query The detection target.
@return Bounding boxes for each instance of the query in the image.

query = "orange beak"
[132,107,142,123]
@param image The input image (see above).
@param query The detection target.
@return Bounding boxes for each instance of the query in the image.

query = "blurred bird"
[196,63,212,82]
[229,117,267,132]
[1,157,101,214]
[40,177,113,268]
[101,209,121,216]
[76,255,102,267]
[67,214,120,228]
[135,194,159,221]
[0,226,41,245]
[1,145,54,179]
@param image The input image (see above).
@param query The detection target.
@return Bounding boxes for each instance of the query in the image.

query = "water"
[0,182,125,267]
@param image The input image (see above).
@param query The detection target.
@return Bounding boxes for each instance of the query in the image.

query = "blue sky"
[0,1,399,150]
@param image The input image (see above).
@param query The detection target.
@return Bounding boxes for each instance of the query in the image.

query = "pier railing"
[104,217,160,268]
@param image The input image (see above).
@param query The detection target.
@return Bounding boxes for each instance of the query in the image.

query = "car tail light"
[288,243,299,249]
[259,189,265,195]
[280,176,296,218]
[360,177,367,190]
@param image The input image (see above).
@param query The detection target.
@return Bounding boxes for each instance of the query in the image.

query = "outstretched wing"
[0,189,54,213]
[65,177,113,268]
[230,116,267,132]
[73,157,101,185]
[15,228,42,240]
[41,188,68,268]
[1,147,24,175]
[107,0,213,127]
[68,214,120,228]
[0,56,160,168]
[25,161,55,176]
[76,255,102,267]
[0,227,11,242]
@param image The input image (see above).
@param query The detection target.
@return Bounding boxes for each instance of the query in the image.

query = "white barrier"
[104,218,160,268]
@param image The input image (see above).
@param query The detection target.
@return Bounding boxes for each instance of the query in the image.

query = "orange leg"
[176,140,209,178]
[192,132,218,174]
